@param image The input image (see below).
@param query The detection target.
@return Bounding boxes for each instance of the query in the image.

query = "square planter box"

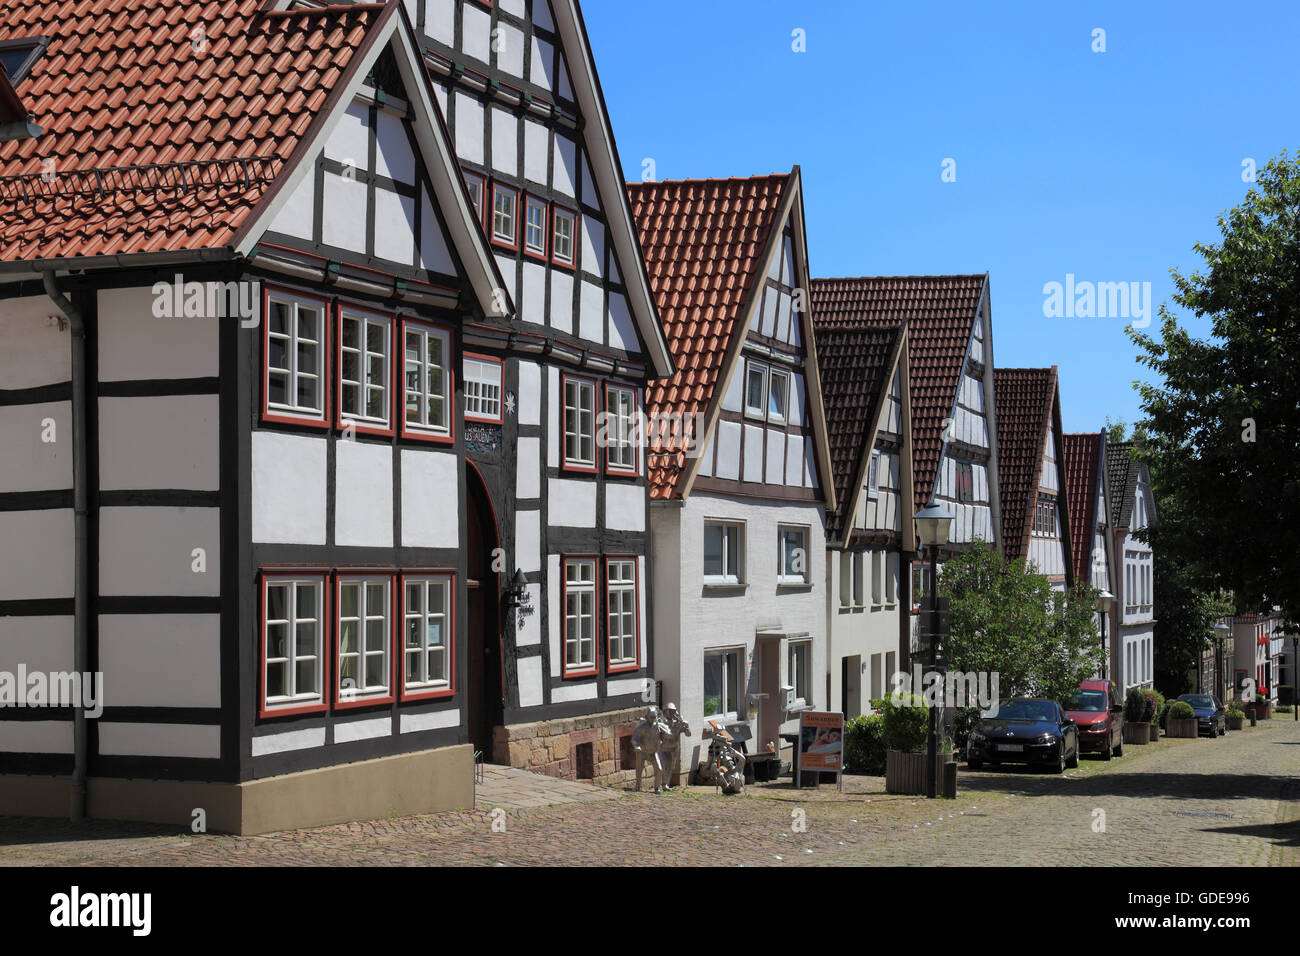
[886,751,929,795]
[1226,716,1244,731]
[1165,718,1198,738]
[1123,722,1150,745]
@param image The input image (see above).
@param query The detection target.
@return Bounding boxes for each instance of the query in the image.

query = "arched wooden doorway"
[465,463,504,758]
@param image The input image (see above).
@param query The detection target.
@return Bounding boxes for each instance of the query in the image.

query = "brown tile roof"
[810,274,986,512]
[0,0,388,264]
[1062,432,1103,583]
[813,322,904,539]
[993,367,1058,564]
[1106,441,1140,528]
[627,173,791,499]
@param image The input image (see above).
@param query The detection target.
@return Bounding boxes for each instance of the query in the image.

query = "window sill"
[703,582,748,593]
[777,581,812,592]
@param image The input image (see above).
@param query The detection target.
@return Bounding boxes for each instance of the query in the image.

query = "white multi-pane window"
[788,639,811,705]
[703,648,742,719]
[266,294,326,421]
[492,183,518,247]
[463,355,503,423]
[337,577,391,702]
[744,359,793,425]
[463,169,485,225]
[778,524,809,585]
[524,195,548,257]
[564,559,597,674]
[563,376,596,468]
[552,206,576,266]
[262,576,324,712]
[606,559,638,668]
[604,385,637,474]
[744,360,767,420]
[403,322,450,437]
[703,520,744,584]
[404,576,451,693]
[340,310,391,429]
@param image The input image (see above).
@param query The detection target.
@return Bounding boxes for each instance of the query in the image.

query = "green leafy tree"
[1127,151,1300,624]
[939,540,1103,702]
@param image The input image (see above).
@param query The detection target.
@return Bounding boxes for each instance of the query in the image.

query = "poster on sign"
[797,711,844,790]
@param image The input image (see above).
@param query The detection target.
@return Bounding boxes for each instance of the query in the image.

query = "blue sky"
[582,0,1300,433]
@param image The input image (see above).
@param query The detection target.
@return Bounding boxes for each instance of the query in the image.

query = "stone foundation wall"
[492,707,646,787]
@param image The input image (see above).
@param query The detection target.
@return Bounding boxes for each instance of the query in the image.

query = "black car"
[967,698,1080,773]
[1176,694,1226,737]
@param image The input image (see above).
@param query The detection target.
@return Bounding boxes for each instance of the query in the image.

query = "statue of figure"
[716,739,746,795]
[632,705,670,793]
[661,703,691,789]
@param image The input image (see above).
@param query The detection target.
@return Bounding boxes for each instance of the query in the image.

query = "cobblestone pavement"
[2,718,1296,866]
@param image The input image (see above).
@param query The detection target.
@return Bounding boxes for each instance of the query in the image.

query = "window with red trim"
[401,319,453,441]
[260,572,328,717]
[563,558,598,677]
[562,374,597,471]
[264,290,329,427]
[551,204,576,267]
[523,194,548,259]
[463,353,504,424]
[491,182,519,250]
[402,574,454,699]
[335,574,395,707]
[606,558,639,672]
[603,385,638,475]
[337,307,394,436]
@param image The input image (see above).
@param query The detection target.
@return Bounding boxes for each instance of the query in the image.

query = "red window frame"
[550,202,577,269]
[490,181,520,251]
[523,193,549,261]
[603,383,639,477]
[398,317,456,445]
[335,304,397,438]
[604,555,641,675]
[561,555,600,679]
[333,570,398,710]
[463,351,505,425]
[399,570,457,702]
[261,284,332,430]
[258,568,331,719]
[560,372,599,474]
[462,168,488,233]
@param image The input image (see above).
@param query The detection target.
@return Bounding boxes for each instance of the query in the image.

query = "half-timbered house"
[630,170,836,778]
[1105,441,1155,693]
[808,276,1002,673]
[0,0,672,833]
[1063,432,1118,680]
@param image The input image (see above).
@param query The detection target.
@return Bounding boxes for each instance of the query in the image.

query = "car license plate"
[997,743,1024,752]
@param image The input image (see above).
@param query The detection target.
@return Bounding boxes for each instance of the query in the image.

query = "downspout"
[42,271,88,822]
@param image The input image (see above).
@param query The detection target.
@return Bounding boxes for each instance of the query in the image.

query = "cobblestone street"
[3,717,1296,867]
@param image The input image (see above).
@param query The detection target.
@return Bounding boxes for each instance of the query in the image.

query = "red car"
[1062,679,1125,760]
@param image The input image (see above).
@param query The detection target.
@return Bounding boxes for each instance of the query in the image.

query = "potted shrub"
[1141,689,1163,741]
[1165,700,1199,738]
[882,694,930,794]
[1122,687,1150,745]
[1225,705,1245,731]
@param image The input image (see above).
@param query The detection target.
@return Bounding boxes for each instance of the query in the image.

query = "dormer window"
[0,38,49,85]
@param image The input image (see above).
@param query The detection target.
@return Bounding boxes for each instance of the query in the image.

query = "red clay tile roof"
[628,173,791,499]
[993,367,1058,564]
[1062,432,1103,583]
[810,275,986,512]
[0,0,387,264]
[813,322,904,539]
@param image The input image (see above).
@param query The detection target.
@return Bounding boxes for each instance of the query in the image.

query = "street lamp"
[1096,590,1114,680]
[1213,621,1230,703]
[914,503,953,800]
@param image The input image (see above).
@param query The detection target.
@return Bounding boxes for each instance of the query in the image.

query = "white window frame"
[703,520,745,586]
[867,449,881,500]
[743,360,768,420]
[463,169,486,226]
[491,182,518,247]
[767,367,790,424]
[703,647,743,721]
[552,205,576,266]
[337,576,392,703]
[266,293,327,421]
[562,376,597,469]
[606,559,638,669]
[777,524,810,586]
[262,576,325,711]
[788,639,811,707]
[604,385,638,475]
[463,354,503,424]
[339,309,392,430]
[402,321,451,437]
[564,558,597,676]
[524,194,548,258]
[403,575,452,693]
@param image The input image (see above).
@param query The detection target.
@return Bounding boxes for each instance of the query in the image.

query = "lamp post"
[1096,590,1114,680]
[1291,631,1298,722]
[1213,621,1230,703]
[914,503,953,800]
